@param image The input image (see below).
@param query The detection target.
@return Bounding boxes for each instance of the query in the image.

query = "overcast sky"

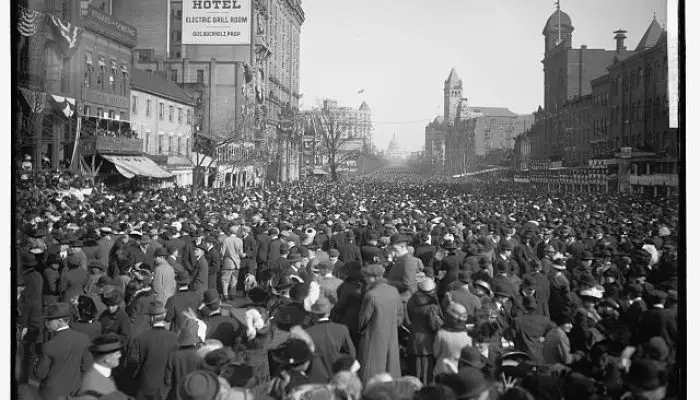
[298,0,668,152]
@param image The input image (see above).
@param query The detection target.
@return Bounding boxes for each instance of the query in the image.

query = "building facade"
[113,0,305,184]
[130,68,195,185]
[514,9,679,196]
[300,99,373,176]
[15,0,137,170]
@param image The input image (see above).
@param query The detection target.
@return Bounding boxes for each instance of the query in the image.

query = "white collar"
[324,273,334,278]
[653,304,664,309]
[318,317,330,322]
[55,326,70,332]
[93,363,112,378]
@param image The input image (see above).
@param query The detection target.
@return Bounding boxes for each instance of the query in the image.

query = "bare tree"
[310,107,362,181]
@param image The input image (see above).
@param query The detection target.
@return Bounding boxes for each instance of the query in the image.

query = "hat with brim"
[459,347,486,370]
[390,234,409,245]
[203,289,221,306]
[361,264,385,278]
[473,280,492,295]
[288,252,302,262]
[146,300,167,316]
[499,351,531,368]
[89,336,123,355]
[271,338,313,367]
[44,302,71,320]
[454,367,490,399]
[309,296,333,315]
[154,248,169,258]
[177,370,221,400]
[491,282,511,298]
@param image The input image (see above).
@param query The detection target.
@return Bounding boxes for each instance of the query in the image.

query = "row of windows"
[144,133,190,156]
[610,61,667,96]
[84,64,129,96]
[131,95,192,124]
[166,69,205,84]
[82,106,126,121]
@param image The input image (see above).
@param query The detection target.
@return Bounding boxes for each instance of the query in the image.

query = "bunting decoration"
[51,95,77,118]
[48,14,81,50]
[19,87,47,114]
[17,6,41,37]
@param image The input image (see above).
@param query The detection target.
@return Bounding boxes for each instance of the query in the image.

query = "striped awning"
[102,155,173,179]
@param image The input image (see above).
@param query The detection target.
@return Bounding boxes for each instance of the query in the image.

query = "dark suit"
[79,367,117,396]
[189,256,209,294]
[180,234,196,273]
[127,326,179,400]
[491,274,520,300]
[240,234,259,290]
[42,267,62,305]
[511,313,556,363]
[165,289,202,334]
[35,328,93,400]
[306,320,356,384]
[339,243,362,263]
[442,286,481,323]
[126,289,156,338]
[637,306,678,348]
[267,238,283,262]
[164,346,200,400]
[61,266,88,302]
[72,321,102,341]
[99,307,132,345]
[205,245,222,291]
[205,312,242,347]
[361,245,384,265]
[413,244,437,277]
[127,243,156,269]
[255,233,271,266]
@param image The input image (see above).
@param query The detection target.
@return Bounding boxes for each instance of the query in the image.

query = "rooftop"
[131,69,195,106]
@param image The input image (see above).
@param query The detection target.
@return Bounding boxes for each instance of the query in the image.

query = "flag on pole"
[356,89,365,95]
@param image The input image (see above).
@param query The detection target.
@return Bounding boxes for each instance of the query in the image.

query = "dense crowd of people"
[14,172,680,400]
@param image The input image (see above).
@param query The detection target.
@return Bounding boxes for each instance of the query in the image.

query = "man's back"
[128,327,179,394]
[35,329,92,399]
[306,320,356,383]
[154,262,176,305]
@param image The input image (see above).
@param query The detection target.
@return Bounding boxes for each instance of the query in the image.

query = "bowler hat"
[89,333,123,355]
[361,264,385,278]
[580,251,594,261]
[491,282,511,298]
[328,249,340,258]
[460,346,486,369]
[177,370,221,400]
[203,289,220,306]
[20,250,38,268]
[154,247,169,258]
[309,296,333,315]
[522,296,538,311]
[453,367,490,399]
[457,270,472,284]
[176,271,192,285]
[288,252,302,262]
[146,300,167,316]
[390,234,409,245]
[44,302,71,320]
[102,286,122,306]
[473,280,492,295]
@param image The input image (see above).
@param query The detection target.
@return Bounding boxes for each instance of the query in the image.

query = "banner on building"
[181,0,251,45]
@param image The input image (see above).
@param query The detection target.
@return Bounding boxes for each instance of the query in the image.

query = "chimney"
[614,30,627,51]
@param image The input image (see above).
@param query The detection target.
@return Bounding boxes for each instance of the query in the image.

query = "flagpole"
[70,112,82,171]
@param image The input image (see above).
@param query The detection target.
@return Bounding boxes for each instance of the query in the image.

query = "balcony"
[81,135,143,155]
[629,174,678,187]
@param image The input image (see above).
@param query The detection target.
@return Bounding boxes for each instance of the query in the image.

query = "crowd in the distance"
[15,171,680,400]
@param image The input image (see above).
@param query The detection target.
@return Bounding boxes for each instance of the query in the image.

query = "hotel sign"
[182,0,251,45]
[81,6,137,48]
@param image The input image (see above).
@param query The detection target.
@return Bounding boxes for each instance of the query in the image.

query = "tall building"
[424,68,531,175]
[113,0,304,183]
[515,9,678,196]
[15,0,138,170]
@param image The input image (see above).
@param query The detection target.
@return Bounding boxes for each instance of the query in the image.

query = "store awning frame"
[102,154,173,179]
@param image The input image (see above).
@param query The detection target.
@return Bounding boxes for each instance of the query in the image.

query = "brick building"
[514,9,679,196]
[15,0,136,170]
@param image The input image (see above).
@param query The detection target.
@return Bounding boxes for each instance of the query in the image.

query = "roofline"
[130,85,196,106]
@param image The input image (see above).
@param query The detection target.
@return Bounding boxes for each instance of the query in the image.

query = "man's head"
[90,333,123,369]
[555,314,574,333]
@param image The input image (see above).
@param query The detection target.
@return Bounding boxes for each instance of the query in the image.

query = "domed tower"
[444,67,463,122]
[542,3,574,54]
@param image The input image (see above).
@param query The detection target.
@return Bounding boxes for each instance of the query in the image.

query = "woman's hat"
[177,370,221,400]
[101,286,122,306]
[89,333,123,355]
[445,302,468,324]
[146,300,167,316]
[473,280,492,295]
[418,278,436,293]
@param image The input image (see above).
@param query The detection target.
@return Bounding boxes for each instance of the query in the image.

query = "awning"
[102,155,173,179]
[85,52,93,65]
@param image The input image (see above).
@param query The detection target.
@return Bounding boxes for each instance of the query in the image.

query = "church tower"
[444,67,463,122]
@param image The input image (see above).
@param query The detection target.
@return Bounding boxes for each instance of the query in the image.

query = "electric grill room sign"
[182,0,251,45]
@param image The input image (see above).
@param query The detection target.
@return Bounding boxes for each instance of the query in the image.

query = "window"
[195,90,203,103]
[108,109,115,119]
[178,108,183,124]
[84,53,93,88]
[146,99,152,117]
[159,103,165,120]
[177,137,182,155]
[197,69,204,83]
[122,72,128,95]
[132,96,138,114]
[145,130,150,152]
[174,52,181,58]
[97,107,104,118]
[158,135,163,154]
[110,63,117,92]
[83,105,91,116]
[98,66,105,89]
[119,111,126,121]
[168,136,173,153]
[169,69,178,82]
[187,109,192,124]
[186,138,190,156]
[169,105,174,122]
